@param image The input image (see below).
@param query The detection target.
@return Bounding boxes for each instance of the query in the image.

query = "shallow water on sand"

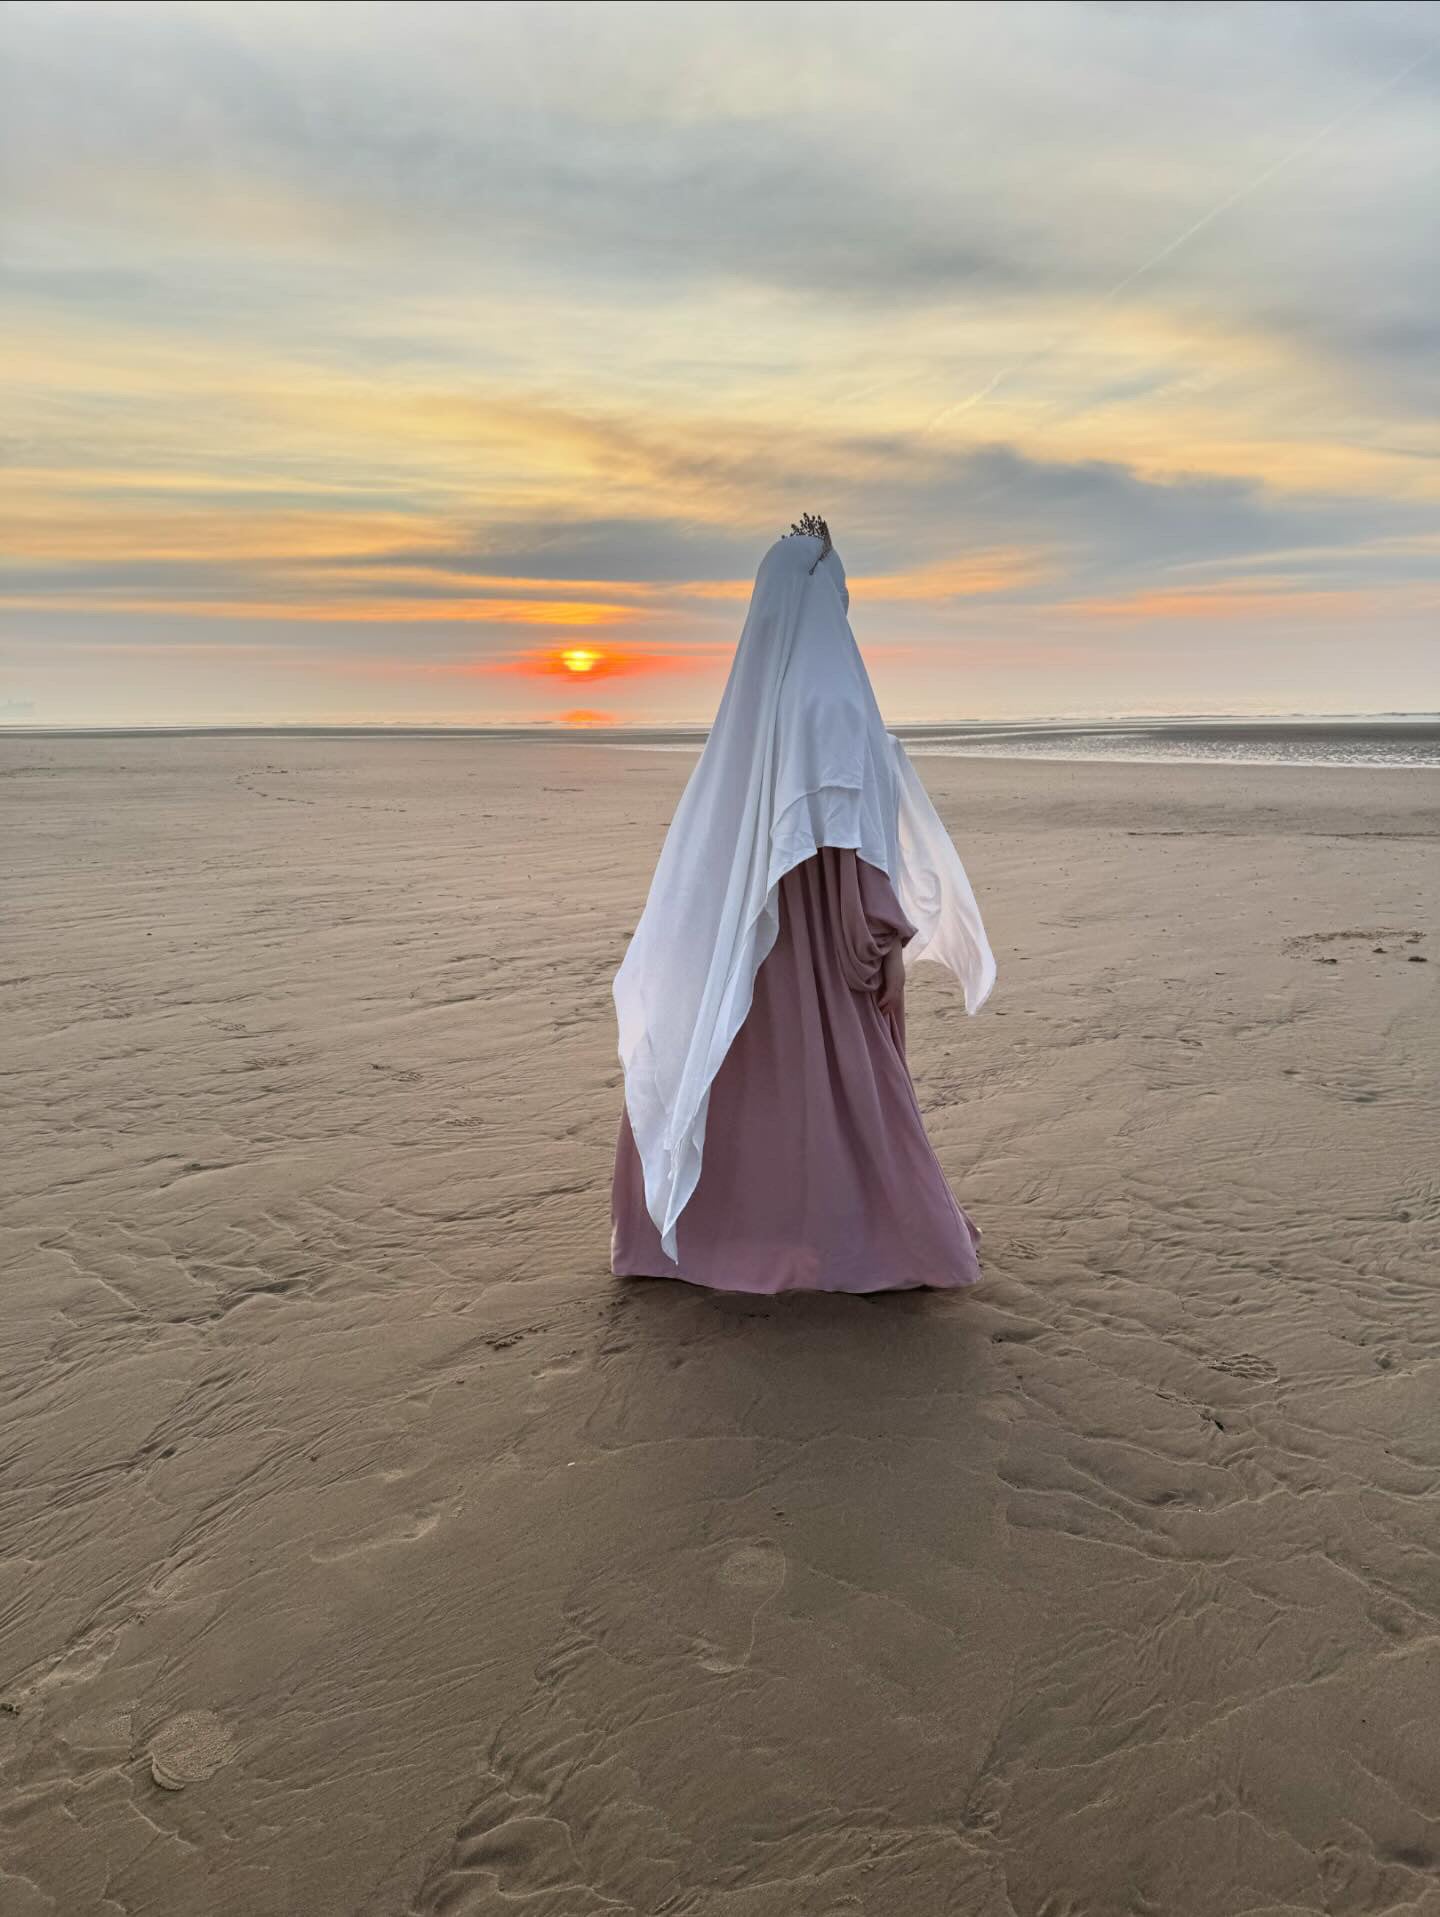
[588,717,1440,770]
[901,717,1440,770]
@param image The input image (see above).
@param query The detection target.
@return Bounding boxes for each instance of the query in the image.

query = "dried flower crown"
[785,512,832,572]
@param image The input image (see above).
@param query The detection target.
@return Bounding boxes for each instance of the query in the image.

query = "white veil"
[613,529,995,1257]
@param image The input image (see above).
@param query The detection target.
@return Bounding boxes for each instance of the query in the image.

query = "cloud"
[3,1,1438,723]
[5,0,1436,332]
[358,517,765,587]
[856,442,1440,591]
[1060,580,1440,623]
[8,437,1437,637]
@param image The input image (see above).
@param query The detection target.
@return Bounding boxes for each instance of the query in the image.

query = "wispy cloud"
[2,0,1437,724]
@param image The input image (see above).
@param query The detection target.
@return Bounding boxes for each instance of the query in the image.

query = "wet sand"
[2,734,1438,1917]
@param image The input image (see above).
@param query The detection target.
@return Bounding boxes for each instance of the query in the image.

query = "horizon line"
[3,709,1438,740]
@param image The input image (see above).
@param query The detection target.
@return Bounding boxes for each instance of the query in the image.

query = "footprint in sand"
[311,1504,449,1562]
[148,1709,235,1790]
[1208,1352,1278,1382]
[532,1352,585,1386]
[695,1540,788,1675]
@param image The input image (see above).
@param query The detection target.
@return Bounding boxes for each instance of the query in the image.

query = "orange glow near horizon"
[478,643,725,683]
[0,594,644,628]
[6,0,1439,732]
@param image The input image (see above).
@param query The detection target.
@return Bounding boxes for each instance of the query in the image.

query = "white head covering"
[614,529,995,1257]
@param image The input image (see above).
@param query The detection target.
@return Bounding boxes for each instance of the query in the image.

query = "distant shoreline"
[4,715,1438,771]
[2,715,1436,740]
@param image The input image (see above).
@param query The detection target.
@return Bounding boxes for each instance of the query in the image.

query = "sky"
[2,0,1439,728]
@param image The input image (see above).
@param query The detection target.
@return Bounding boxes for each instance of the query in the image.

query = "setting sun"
[561,646,600,674]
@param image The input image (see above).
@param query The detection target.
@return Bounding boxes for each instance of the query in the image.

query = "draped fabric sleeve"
[824,847,918,994]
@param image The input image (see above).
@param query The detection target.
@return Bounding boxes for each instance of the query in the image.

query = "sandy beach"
[2,732,1438,1917]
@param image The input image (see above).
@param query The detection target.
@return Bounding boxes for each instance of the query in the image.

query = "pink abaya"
[610,847,983,1295]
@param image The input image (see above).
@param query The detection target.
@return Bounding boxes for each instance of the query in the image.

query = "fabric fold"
[613,530,996,1258]
[611,848,983,1295]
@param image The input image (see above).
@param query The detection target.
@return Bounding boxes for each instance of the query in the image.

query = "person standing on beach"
[610,516,996,1295]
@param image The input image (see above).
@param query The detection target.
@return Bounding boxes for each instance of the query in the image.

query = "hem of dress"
[611,1261,981,1297]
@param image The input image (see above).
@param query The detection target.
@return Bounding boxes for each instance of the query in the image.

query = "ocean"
[894,717,1440,770]
[5,717,1438,769]
[593,716,1440,770]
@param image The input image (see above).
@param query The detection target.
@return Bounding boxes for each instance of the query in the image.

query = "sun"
[561,646,601,674]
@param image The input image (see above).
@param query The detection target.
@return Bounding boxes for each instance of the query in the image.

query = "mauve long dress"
[610,846,983,1294]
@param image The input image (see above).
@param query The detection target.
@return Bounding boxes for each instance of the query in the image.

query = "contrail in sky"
[919,33,1438,443]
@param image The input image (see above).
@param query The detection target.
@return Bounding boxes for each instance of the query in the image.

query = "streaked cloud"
[2,0,1437,724]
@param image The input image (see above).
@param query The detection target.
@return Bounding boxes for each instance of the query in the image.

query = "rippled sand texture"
[3,735,1438,1917]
